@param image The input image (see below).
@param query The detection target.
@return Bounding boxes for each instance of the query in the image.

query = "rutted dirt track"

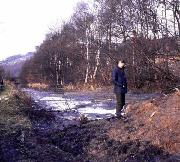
[23,88,161,120]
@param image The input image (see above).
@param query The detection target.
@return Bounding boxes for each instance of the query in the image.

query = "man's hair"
[116,60,125,65]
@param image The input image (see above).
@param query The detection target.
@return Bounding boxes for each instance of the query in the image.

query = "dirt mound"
[108,91,180,156]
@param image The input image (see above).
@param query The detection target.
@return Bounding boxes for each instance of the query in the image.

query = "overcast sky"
[0,0,85,61]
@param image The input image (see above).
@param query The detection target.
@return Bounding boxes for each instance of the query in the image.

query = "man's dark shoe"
[116,114,123,119]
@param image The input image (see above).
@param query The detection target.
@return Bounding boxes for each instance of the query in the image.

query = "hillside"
[0,52,33,78]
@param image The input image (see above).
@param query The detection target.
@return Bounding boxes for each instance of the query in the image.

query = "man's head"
[117,60,125,68]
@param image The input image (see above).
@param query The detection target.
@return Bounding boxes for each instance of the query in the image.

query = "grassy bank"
[0,85,32,134]
[0,84,56,161]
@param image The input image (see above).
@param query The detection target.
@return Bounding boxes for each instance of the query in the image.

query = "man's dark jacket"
[112,66,127,94]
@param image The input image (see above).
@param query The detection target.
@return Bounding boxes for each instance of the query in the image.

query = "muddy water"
[23,88,161,120]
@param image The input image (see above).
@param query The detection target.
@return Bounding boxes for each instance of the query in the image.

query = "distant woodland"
[17,0,180,90]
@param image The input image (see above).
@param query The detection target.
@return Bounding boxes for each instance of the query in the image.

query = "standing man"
[112,60,127,117]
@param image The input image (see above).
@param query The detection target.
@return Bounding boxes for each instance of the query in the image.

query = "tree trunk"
[85,28,90,84]
[93,47,100,79]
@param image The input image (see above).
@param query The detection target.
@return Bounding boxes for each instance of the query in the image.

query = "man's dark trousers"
[115,93,125,116]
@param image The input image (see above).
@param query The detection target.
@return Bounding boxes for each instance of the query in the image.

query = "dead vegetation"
[27,83,49,90]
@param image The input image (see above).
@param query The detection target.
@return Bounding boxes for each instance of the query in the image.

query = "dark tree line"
[20,0,180,90]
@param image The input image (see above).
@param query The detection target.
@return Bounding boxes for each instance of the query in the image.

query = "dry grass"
[64,83,103,92]
[0,84,32,134]
[27,83,49,90]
